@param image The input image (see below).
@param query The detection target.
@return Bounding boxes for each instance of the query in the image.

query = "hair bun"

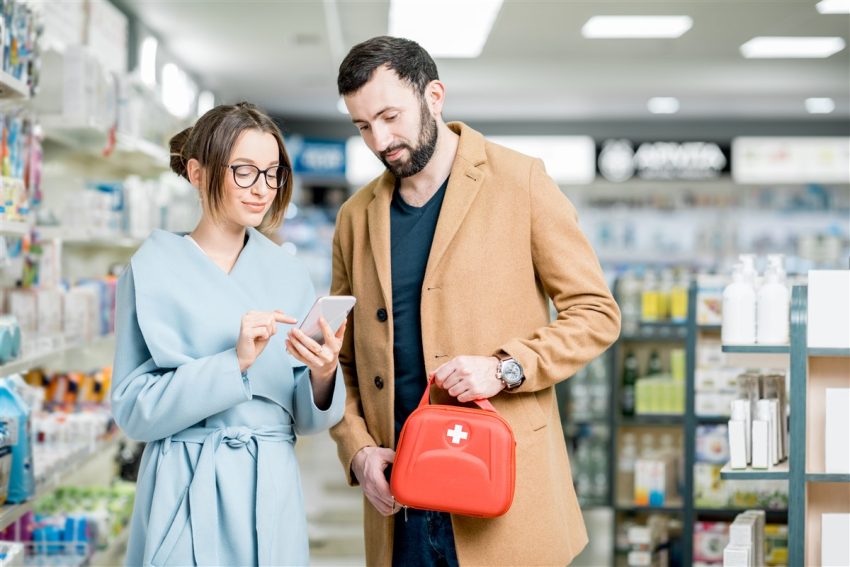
[168,127,193,178]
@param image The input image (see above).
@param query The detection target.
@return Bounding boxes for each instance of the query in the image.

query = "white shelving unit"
[0,70,29,99]
[0,435,122,530]
[0,334,115,377]
[0,221,30,237]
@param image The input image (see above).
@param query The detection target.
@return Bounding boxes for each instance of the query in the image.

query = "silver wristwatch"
[497,357,525,390]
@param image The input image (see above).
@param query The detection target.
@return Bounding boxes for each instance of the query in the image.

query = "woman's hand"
[286,317,347,381]
[236,310,296,373]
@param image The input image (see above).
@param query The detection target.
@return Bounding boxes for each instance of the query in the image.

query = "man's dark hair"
[337,36,439,97]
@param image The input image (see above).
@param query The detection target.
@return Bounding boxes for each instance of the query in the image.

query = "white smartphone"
[297,295,356,344]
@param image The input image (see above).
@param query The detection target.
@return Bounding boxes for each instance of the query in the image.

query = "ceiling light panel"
[740,36,846,58]
[389,0,503,58]
[581,16,693,39]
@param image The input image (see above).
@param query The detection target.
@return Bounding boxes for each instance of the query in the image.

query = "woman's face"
[219,128,280,228]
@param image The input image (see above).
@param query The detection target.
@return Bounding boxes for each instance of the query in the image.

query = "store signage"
[286,137,346,178]
[598,139,728,182]
[732,137,850,184]
[489,136,596,184]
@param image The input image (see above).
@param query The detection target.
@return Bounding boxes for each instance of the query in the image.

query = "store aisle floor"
[297,432,367,565]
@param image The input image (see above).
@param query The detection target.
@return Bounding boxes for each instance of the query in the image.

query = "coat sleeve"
[328,209,379,486]
[292,363,345,435]
[111,266,252,442]
[498,158,621,392]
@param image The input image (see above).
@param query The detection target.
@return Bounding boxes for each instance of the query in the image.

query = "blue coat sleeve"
[111,267,252,442]
[292,365,345,435]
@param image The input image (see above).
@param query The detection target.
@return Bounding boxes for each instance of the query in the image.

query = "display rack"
[0,221,30,237]
[0,435,122,530]
[0,70,29,99]
[589,281,796,566]
[0,334,115,377]
[786,285,850,566]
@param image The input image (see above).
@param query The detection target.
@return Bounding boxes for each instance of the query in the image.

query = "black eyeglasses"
[228,164,291,190]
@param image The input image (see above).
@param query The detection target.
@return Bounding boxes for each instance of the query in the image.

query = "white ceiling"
[119,0,850,122]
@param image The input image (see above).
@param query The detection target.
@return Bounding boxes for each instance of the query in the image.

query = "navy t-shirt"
[390,178,448,441]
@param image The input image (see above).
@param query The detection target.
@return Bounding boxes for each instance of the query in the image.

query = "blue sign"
[286,137,346,178]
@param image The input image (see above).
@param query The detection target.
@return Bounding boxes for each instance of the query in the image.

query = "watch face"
[503,361,523,385]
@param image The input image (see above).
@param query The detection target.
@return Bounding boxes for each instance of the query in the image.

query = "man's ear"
[425,79,446,118]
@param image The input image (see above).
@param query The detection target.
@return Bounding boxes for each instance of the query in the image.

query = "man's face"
[345,65,438,178]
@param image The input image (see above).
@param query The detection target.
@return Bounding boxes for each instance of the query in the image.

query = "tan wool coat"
[329,122,621,566]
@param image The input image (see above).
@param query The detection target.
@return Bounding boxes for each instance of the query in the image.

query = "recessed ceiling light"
[805,97,836,113]
[648,97,680,114]
[740,36,846,58]
[389,0,503,58]
[816,0,850,14]
[581,16,693,39]
[336,97,349,115]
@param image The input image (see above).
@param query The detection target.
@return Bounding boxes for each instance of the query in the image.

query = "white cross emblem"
[446,424,469,445]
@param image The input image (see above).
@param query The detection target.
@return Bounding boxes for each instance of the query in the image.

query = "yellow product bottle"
[641,271,660,322]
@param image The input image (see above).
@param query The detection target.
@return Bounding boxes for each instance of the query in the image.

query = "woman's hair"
[169,102,292,233]
[337,35,438,99]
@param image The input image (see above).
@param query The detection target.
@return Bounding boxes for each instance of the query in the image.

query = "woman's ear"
[187,158,203,189]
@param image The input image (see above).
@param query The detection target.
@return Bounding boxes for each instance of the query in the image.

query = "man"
[329,36,620,566]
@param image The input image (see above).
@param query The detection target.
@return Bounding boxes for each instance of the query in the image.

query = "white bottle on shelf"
[722,264,757,345]
[738,254,759,290]
[756,267,790,345]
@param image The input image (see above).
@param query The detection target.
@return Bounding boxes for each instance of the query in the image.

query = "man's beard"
[380,99,438,178]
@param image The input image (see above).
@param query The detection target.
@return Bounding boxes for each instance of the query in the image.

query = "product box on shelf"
[808,270,850,349]
[693,521,728,564]
[825,388,850,474]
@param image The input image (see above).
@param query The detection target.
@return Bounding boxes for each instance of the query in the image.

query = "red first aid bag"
[390,378,516,518]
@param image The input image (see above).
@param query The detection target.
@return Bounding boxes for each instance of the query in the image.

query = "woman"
[111,102,346,566]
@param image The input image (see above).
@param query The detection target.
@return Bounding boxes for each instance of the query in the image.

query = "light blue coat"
[111,228,345,566]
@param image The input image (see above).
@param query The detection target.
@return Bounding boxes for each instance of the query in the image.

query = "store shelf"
[0,334,115,377]
[0,70,29,99]
[721,344,790,354]
[621,322,688,341]
[720,461,789,480]
[0,435,121,530]
[698,324,722,332]
[615,499,684,513]
[694,508,788,521]
[112,133,170,171]
[806,473,850,483]
[808,347,850,357]
[90,527,131,567]
[39,115,111,149]
[0,220,30,237]
[619,415,684,426]
[37,226,144,249]
[695,415,730,424]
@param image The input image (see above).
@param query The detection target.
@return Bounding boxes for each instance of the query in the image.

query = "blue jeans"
[392,509,459,567]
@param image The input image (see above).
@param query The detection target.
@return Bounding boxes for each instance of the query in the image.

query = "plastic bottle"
[0,378,35,503]
[738,254,759,290]
[621,350,639,416]
[641,270,660,322]
[757,267,790,345]
[721,264,757,345]
[670,269,690,323]
[618,432,638,504]
[647,350,663,376]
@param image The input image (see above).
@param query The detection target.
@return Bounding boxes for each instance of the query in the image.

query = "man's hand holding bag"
[390,378,516,518]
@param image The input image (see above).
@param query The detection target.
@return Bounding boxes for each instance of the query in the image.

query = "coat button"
[376,308,388,322]
[374,376,384,389]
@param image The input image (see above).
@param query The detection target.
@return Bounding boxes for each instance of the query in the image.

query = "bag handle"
[419,376,497,412]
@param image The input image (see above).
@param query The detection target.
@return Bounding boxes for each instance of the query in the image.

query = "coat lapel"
[366,171,396,308]
[424,122,487,285]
